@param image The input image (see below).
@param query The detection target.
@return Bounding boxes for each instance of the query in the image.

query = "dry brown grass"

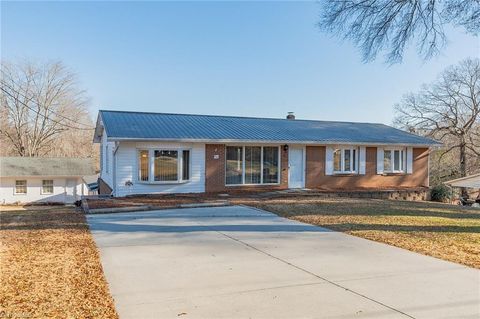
[250,198,480,269]
[0,207,118,319]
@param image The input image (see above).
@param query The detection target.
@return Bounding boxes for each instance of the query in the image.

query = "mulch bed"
[85,191,265,210]
[85,188,430,210]
[0,207,118,318]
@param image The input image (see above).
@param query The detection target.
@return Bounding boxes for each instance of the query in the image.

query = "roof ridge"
[98,109,384,126]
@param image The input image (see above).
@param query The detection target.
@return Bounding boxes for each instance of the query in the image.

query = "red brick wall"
[98,177,113,195]
[205,144,289,193]
[205,144,226,193]
[305,146,429,189]
[205,145,429,192]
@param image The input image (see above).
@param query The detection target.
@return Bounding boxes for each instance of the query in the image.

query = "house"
[0,157,95,204]
[93,110,440,197]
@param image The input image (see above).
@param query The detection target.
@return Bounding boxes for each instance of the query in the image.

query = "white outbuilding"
[0,157,95,205]
[444,173,480,189]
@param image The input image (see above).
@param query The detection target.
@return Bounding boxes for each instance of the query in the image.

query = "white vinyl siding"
[100,128,115,188]
[114,142,205,196]
[105,145,109,173]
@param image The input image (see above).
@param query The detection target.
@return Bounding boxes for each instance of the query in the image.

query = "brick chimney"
[286,112,295,120]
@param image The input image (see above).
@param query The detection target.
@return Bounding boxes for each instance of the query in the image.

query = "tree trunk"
[459,142,468,198]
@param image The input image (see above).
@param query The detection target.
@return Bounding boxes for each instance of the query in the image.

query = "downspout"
[427,147,430,188]
[112,142,120,197]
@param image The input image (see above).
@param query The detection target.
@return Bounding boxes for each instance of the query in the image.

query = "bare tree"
[0,61,94,157]
[394,58,480,194]
[319,1,479,63]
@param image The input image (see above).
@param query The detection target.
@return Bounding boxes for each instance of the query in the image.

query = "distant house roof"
[444,174,480,188]
[0,157,95,177]
[94,110,441,146]
[83,174,99,191]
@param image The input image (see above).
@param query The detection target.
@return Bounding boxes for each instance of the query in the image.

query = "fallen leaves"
[0,207,118,318]
[254,198,480,269]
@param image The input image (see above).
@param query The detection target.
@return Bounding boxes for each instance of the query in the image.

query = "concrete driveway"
[87,205,480,319]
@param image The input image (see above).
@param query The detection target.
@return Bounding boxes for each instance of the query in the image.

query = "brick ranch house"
[93,110,440,197]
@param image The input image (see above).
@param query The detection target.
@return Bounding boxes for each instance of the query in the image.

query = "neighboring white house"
[0,157,95,204]
[444,173,480,189]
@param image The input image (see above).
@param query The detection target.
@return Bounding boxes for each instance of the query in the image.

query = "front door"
[289,146,305,188]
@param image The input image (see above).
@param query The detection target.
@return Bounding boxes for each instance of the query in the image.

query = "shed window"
[42,180,54,194]
[15,180,27,194]
[226,146,280,185]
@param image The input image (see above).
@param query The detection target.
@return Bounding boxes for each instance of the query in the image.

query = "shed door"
[65,178,77,203]
[288,147,305,188]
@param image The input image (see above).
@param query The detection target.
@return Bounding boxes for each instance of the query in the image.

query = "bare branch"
[318,0,479,63]
[0,60,95,158]
[394,58,480,181]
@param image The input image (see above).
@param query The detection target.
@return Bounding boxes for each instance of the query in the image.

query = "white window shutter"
[377,147,384,174]
[359,147,366,174]
[325,146,334,175]
[406,147,413,174]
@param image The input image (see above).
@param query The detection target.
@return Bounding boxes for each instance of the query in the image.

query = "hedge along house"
[93,110,441,197]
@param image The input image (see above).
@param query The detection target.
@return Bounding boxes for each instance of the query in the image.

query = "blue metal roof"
[98,110,440,146]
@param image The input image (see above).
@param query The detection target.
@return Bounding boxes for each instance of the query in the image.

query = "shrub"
[430,184,453,202]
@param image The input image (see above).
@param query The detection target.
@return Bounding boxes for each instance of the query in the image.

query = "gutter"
[105,137,441,148]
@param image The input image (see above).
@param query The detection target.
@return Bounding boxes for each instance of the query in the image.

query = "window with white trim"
[154,150,178,181]
[138,150,149,181]
[384,149,405,173]
[226,146,280,185]
[42,180,54,194]
[15,180,27,194]
[137,149,190,183]
[333,147,357,174]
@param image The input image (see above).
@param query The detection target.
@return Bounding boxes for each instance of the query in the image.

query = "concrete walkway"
[87,206,480,319]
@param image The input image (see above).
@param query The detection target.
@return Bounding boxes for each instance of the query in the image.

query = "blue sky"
[2,1,479,124]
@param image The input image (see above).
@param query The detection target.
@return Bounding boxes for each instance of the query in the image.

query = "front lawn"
[0,207,118,318]
[251,198,480,269]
